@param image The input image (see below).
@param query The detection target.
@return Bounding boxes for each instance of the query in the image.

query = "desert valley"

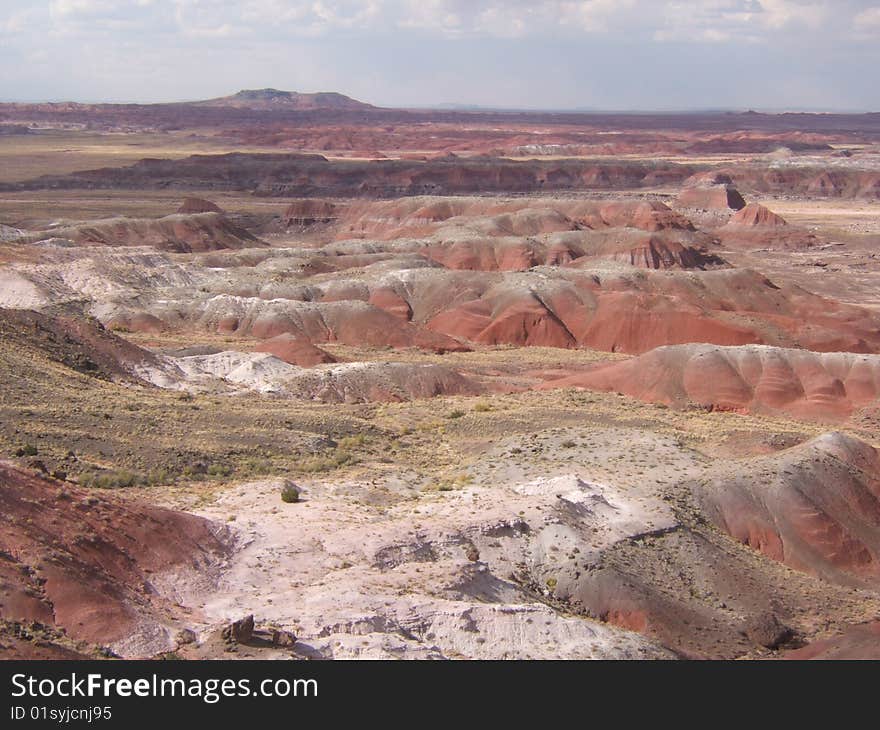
[1,88,880,661]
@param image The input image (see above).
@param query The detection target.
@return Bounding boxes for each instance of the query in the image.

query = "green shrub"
[447,409,466,420]
[337,434,368,449]
[16,444,38,457]
[241,457,273,475]
[80,469,141,489]
[207,462,233,477]
[299,450,357,473]
[280,482,300,503]
[143,469,174,486]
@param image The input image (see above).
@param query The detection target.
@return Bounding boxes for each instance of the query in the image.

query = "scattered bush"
[77,467,174,489]
[241,457,273,475]
[433,473,473,492]
[207,462,233,478]
[280,482,301,504]
[299,450,358,473]
[337,434,368,449]
[15,444,38,457]
[79,469,141,489]
[447,409,466,420]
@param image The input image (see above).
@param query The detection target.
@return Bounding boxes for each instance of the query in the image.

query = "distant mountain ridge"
[193,88,374,111]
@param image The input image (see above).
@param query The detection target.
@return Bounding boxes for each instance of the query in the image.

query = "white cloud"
[51,0,124,17]
[759,0,829,29]
[388,0,647,39]
[3,0,879,108]
[654,0,833,43]
[26,0,872,43]
[0,7,42,35]
[558,0,638,32]
[854,5,880,34]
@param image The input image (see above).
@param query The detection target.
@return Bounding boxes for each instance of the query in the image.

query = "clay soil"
[2,102,880,659]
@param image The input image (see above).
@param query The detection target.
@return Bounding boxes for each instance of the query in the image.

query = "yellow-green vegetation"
[429,473,474,492]
[298,449,359,473]
[3,322,879,497]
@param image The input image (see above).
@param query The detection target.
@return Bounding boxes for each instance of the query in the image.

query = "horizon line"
[0,95,877,116]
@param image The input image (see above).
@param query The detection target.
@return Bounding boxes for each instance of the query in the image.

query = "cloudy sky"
[1,0,878,110]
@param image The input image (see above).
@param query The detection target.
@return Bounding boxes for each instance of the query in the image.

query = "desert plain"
[1,90,880,660]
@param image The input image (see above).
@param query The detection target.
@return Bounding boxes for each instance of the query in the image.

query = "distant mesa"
[195,88,374,112]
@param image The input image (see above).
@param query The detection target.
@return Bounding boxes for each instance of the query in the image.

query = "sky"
[0,0,879,111]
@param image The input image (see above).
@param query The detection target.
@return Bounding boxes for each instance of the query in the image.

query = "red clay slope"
[192,297,470,353]
[693,432,880,586]
[0,307,160,382]
[715,201,817,250]
[726,202,788,227]
[254,333,337,367]
[0,463,230,654]
[784,622,880,659]
[420,269,880,354]
[539,344,880,420]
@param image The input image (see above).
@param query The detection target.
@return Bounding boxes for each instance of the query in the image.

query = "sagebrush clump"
[280,482,300,503]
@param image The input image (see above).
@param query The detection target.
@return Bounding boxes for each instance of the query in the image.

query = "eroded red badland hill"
[0,463,230,656]
[694,433,880,586]
[539,344,880,420]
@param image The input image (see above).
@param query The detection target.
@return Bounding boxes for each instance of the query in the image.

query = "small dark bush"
[280,482,300,503]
